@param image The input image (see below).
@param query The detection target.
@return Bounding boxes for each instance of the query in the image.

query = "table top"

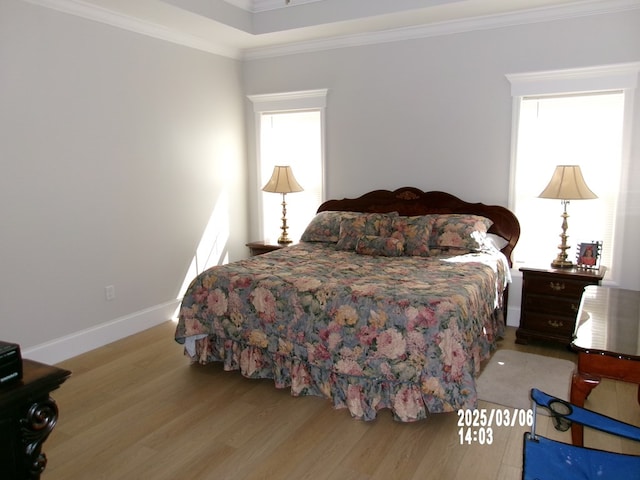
[0,359,71,408]
[246,240,296,248]
[520,265,607,280]
[571,286,640,360]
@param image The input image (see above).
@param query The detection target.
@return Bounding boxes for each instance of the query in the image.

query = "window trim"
[248,89,328,239]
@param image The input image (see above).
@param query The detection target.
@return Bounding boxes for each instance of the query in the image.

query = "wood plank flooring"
[44,322,639,480]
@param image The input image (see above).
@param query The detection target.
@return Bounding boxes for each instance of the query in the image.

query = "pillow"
[336,213,396,250]
[430,214,493,251]
[300,211,360,243]
[355,235,404,257]
[390,215,437,256]
[484,233,509,251]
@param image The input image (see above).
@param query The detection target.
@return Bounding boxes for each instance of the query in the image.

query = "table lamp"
[538,165,597,268]
[262,165,303,244]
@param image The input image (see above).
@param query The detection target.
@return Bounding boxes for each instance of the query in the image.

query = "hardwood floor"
[44,322,639,480]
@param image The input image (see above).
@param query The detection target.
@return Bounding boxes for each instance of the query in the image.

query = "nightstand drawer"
[520,312,575,336]
[523,275,594,298]
[523,294,580,318]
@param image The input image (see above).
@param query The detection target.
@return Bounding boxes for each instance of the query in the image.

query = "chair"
[523,388,640,480]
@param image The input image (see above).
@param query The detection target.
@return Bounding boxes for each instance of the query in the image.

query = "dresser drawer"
[523,274,594,299]
[520,312,575,337]
[523,293,581,318]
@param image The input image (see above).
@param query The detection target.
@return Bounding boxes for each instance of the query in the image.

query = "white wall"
[0,0,247,362]
[243,9,640,322]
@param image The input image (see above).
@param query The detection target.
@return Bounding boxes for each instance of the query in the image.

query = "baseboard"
[22,299,181,365]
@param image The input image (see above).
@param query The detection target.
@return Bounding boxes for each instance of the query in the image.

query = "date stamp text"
[457,408,533,445]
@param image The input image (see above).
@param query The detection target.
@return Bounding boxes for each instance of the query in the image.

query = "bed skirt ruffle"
[186,329,498,422]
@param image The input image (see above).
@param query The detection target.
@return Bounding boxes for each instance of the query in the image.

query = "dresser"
[516,266,607,345]
[0,359,71,479]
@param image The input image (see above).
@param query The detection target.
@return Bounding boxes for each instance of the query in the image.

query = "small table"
[517,266,606,345]
[0,359,71,479]
[569,286,640,446]
[246,240,293,256]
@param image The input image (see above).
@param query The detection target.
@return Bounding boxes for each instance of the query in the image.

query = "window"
[507,64,639,281]
[249,90,327,242]
[259,110,322,242]
[512,92,623,270]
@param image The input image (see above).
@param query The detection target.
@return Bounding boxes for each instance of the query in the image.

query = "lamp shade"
[262,165,304,194]
[538,165,597,200]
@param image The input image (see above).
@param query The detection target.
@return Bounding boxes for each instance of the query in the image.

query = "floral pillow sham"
[430,214,493,251]
[336,213,396,250]
[389,215,437,257]
[300,211,361,243]
[355,235,405,257]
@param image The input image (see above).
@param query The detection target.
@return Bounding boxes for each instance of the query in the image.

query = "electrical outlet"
[105,285,116,301]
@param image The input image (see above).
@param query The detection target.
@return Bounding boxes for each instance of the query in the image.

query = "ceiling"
[25,0,639,59]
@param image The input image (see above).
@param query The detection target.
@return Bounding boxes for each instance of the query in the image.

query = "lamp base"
[550,200,573,269]
[277,193,292,244]
[551,258,574,269]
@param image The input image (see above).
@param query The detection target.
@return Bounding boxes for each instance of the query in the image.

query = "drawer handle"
[549,282,565,291]
[548,320,564,328]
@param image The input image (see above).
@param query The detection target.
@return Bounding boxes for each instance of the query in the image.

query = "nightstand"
[516,266,607,345]
[246,240,291,257]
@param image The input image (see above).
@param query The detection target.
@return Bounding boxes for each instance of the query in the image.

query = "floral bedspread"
[175,242,509,422]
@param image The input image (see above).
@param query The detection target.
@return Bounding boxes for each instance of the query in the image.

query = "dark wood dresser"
[0,359,71,479]
[516,266,607,345]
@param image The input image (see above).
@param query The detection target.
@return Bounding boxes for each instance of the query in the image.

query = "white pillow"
[484,233,509,250]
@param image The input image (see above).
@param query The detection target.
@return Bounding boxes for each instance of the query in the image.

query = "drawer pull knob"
[550,282,565,291]
[548,320,564,328]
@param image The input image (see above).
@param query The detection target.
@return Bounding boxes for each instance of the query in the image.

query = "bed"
[175,187,520,422]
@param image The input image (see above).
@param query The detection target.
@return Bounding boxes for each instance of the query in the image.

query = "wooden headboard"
[317,187,521,266]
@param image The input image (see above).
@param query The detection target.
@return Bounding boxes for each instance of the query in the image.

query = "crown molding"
[224,0,323,13]
[222,0,253,11]
[23,0,640,61]
[23,0,242,58]
[242,0,640,59]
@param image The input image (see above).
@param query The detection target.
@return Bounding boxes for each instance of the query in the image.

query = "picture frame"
[576,241,602,269]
